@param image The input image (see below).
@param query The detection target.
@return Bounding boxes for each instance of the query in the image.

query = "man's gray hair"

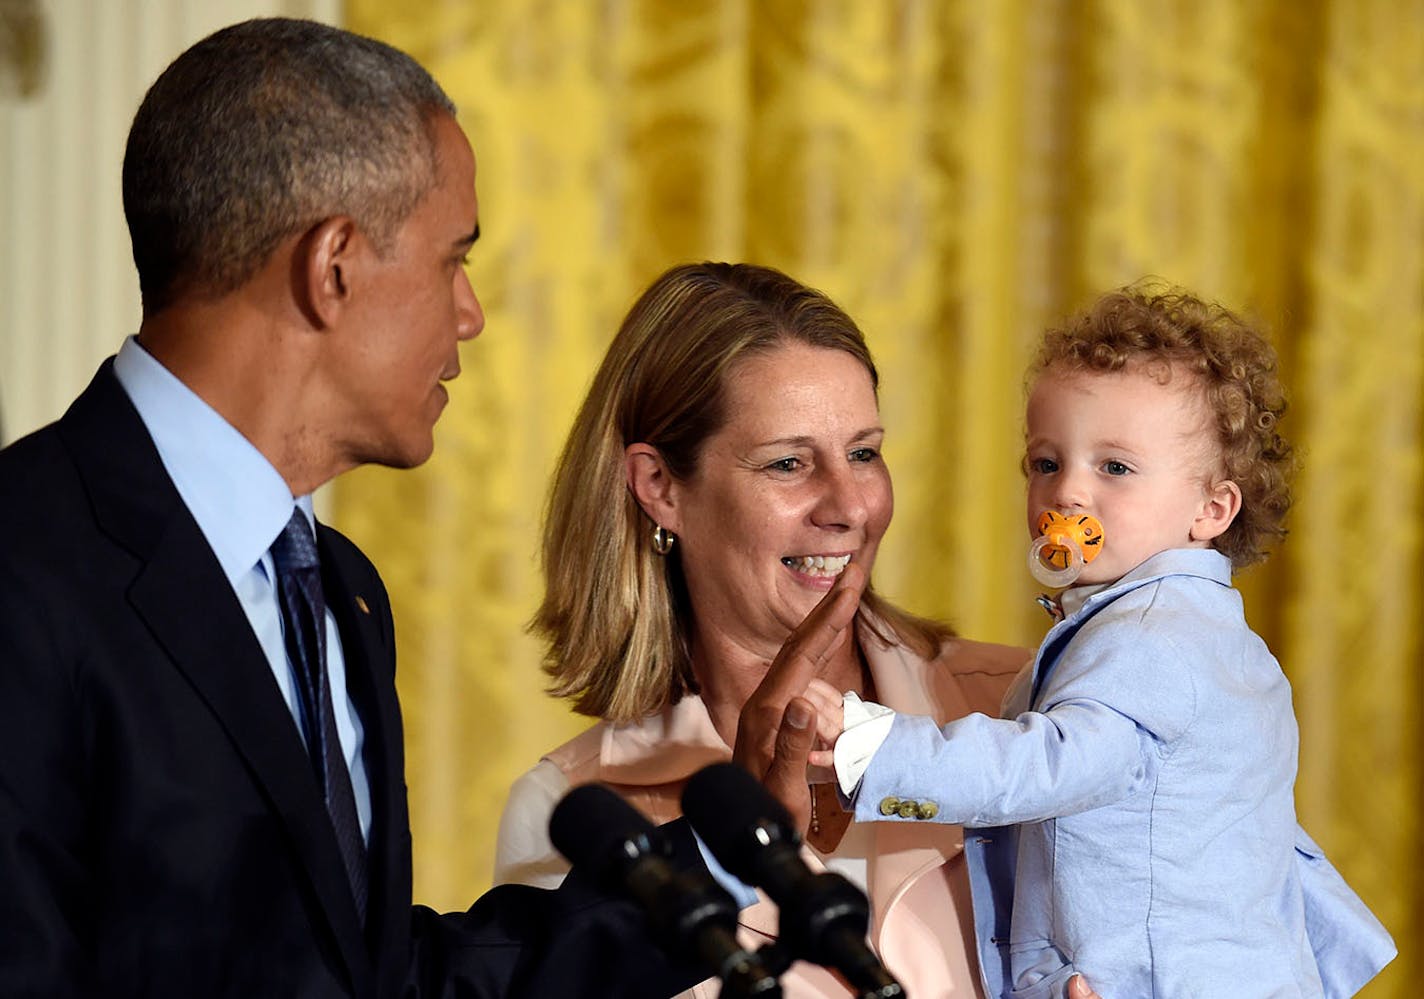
[122,17,457,314]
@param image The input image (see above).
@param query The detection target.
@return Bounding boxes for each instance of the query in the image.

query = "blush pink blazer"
[539,631,1029,999]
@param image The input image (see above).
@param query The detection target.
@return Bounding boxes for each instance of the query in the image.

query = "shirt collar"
[1059,547,1233,621]
[1057,581,1108,619]
[112,336,307,585]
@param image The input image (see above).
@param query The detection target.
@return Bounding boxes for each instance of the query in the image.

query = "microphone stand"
[682,763,908,998]
[550,783,783,997]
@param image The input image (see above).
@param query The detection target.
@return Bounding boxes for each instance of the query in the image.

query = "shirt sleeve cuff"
[832,691,896,798]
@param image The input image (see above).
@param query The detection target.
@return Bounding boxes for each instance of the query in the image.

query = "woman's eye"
[768,457,801,473]
[849,447,879,463]
[1030,457,1058,474]
[1103,460,1130,476]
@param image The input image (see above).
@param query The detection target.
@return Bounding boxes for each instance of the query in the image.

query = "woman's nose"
[811,462,869,529]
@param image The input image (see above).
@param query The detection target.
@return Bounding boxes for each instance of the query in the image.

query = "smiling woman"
[626,343,893,679]
[491,261,1039,999]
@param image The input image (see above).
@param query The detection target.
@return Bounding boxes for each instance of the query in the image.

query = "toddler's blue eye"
[1104,461,1130,476]
[1031,458,1059,474]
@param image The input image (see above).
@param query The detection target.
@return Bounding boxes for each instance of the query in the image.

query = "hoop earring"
[651,524,676,556]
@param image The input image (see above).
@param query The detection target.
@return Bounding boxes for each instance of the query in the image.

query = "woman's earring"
[652,524,676,556]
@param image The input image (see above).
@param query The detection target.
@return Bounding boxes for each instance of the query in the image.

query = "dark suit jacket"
[0,362,697,998]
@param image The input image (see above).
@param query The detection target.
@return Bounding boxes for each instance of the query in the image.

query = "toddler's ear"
[1191,479,1243,543]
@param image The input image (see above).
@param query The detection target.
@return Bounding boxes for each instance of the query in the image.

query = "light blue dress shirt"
[113,337,371,842]
[854,548,1395,997]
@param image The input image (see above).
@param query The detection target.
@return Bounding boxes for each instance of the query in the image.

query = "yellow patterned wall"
[336,2,1422,992]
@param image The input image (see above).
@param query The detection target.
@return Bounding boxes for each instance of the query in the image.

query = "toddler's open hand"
[803,677,844,769]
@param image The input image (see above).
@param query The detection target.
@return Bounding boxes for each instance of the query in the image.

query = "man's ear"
[1191,478,1243,543]
[296,216,360,329]
[625,443,681,532]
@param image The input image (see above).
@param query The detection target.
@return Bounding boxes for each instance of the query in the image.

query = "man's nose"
[456,267,483,341]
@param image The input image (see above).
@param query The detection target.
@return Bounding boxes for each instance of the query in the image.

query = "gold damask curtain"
[337,2,1421,992]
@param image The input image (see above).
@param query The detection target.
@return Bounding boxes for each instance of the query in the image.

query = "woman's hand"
[1069,973,1102,999]
[731,564,866,831]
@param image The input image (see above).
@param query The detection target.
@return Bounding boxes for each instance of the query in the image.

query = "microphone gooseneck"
[682,763,905,999]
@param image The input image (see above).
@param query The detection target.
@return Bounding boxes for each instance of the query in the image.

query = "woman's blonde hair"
[535,262,950,723]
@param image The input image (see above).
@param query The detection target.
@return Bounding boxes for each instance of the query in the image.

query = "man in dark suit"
[0,17,851,998]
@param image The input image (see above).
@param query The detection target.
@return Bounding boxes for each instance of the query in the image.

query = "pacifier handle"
[1027,511,1104,588]
[1028,534,1085,588]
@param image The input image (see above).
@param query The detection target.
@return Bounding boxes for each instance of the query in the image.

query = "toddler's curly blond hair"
[1031,285,1294,568]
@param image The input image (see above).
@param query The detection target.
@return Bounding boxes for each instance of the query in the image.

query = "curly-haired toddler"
[809,286,1395,997]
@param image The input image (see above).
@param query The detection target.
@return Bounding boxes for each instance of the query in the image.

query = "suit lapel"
[59,363,374,991]
[320,531,411,970]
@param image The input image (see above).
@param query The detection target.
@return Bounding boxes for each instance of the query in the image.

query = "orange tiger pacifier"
[1028,510,1105,588]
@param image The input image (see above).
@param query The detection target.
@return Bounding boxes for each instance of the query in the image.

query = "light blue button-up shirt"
[113,337,371,842]
[855,548,1394,997]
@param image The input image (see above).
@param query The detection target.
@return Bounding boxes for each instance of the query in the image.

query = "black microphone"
[682,763,905,999]
[550,783,781,998]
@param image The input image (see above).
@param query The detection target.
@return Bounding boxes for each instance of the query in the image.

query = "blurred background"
[1,1,1418,992]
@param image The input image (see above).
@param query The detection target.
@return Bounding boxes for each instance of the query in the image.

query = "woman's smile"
[781,553,854,584]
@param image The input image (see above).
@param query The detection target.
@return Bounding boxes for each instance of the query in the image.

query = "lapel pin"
[355,596,370,615]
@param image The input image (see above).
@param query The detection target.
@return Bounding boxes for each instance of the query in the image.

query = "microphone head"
[681,762,800,884]
[549,782,668,890]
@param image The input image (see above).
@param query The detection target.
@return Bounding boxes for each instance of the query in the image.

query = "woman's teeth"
[781,554,852,577]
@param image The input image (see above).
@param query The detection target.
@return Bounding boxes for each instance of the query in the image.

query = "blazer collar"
[595,622,980,783]
[58,362,376,992]
[599,695,731,785]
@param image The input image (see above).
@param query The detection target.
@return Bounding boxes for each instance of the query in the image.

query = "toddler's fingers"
[802,678,844,733]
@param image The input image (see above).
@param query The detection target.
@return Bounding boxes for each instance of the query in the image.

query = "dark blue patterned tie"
[270,509,368,922]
